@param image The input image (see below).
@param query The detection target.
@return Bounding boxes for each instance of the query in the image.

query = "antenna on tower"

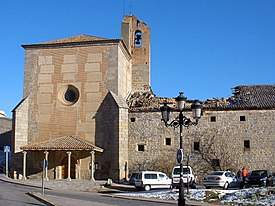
[129,0,133,16]
[123,0,134,16]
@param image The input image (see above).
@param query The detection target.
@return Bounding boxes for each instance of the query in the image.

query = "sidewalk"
[0,174,104,192]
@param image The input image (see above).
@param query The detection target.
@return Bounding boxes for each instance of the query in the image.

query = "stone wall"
[13,97,29,153]
[94,92,129,181]
[22,42,130,146]
[128,109,275,179]
[122,16,150,92]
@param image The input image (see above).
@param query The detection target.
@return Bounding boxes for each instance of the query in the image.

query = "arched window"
[134,30,142,47]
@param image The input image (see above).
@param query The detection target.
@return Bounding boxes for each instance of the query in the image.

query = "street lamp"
[160,92,202,206]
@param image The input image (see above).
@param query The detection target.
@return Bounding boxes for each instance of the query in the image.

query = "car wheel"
[224,182,229,190]
[144,185,151,191]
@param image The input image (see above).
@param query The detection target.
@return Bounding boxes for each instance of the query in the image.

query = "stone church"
[12,15,150,181]
[11,15,275,181]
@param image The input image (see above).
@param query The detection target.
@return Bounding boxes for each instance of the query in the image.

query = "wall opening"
[165,138,171,146]
[134,30,142,47]
[210,116,216,122]
[137,144,145,152]
[240,116,246,121]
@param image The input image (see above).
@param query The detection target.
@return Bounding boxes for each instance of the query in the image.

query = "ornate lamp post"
[160,92,202,206]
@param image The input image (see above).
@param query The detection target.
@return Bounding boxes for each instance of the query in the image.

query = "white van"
[172,166,196,188]
[134,171,172,191]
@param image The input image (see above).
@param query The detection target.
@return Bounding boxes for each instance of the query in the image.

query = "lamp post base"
[178,178,185,206]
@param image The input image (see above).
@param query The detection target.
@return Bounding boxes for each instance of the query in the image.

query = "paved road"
[0,180,46,206]
[45,190,174,206]
[0,178,173,206]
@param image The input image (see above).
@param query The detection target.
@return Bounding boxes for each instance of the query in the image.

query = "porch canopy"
[20,135,103,152]
[20,135,103,181]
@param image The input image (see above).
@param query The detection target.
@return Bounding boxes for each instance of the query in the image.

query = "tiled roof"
[37,34,109,44]
[20,136,103,152]
[21,34,123,49]
[226,85,275,109]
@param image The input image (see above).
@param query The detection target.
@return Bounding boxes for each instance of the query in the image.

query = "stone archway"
[61,156,77,179]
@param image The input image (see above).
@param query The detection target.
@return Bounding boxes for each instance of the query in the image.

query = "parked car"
[134,171,172,191]
[129,172,139,185]
[171,166,196,189]
[246,170,273,187]
[203,171,238,189]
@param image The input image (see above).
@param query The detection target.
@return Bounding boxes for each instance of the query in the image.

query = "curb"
[27,192,56,206]
[101,193,206,206]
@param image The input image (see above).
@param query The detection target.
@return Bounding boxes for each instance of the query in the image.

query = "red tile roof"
[20,135,103,152]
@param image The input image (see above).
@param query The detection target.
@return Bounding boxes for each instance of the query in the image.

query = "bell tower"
[121,16,151,92]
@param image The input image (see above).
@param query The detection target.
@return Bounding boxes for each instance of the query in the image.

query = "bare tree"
[197,129,238,172]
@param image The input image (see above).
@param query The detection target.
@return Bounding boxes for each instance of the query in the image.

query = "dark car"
[129,172,139,185]
[246,170,273,187]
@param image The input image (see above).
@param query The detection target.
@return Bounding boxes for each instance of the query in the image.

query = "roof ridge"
[29,34,111,45]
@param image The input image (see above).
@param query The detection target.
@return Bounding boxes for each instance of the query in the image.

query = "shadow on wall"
[0,130,12,149]
[11,150,92,179]
[94,92,119,181]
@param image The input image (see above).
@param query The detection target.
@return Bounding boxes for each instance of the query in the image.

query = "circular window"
[59,85,79,105]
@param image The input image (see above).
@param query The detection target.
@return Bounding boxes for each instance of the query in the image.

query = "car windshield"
[173,167,190,175]
[209,171,224,176]
[130,173,138,179]
[250,170,267,177]
[136,173,142,180]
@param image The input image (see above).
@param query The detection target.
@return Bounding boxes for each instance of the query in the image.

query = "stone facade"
[22,41,131,145]
[128,92,275,180]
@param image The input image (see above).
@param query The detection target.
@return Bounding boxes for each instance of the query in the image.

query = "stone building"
[127,85,275,179]
[11,15,275,181]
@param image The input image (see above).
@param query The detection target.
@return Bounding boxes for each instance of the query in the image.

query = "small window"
[244,140,250,150]
[137,144,145,152]
[144,174,157,179]
[240,116,246,121]
[130,117,136,122]
[165,138,171,146]
[210,116,216,122]
[211,159,220,168]
[194,142,200,151]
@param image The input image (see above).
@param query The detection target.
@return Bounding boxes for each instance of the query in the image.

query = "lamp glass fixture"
[175,92,186,111]
[160,103,170,123]
[191,100,202,119]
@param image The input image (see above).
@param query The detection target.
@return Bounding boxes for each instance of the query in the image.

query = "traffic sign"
[4,145,10,153]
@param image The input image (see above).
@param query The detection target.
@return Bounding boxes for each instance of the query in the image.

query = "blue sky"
[1,0,275,117]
